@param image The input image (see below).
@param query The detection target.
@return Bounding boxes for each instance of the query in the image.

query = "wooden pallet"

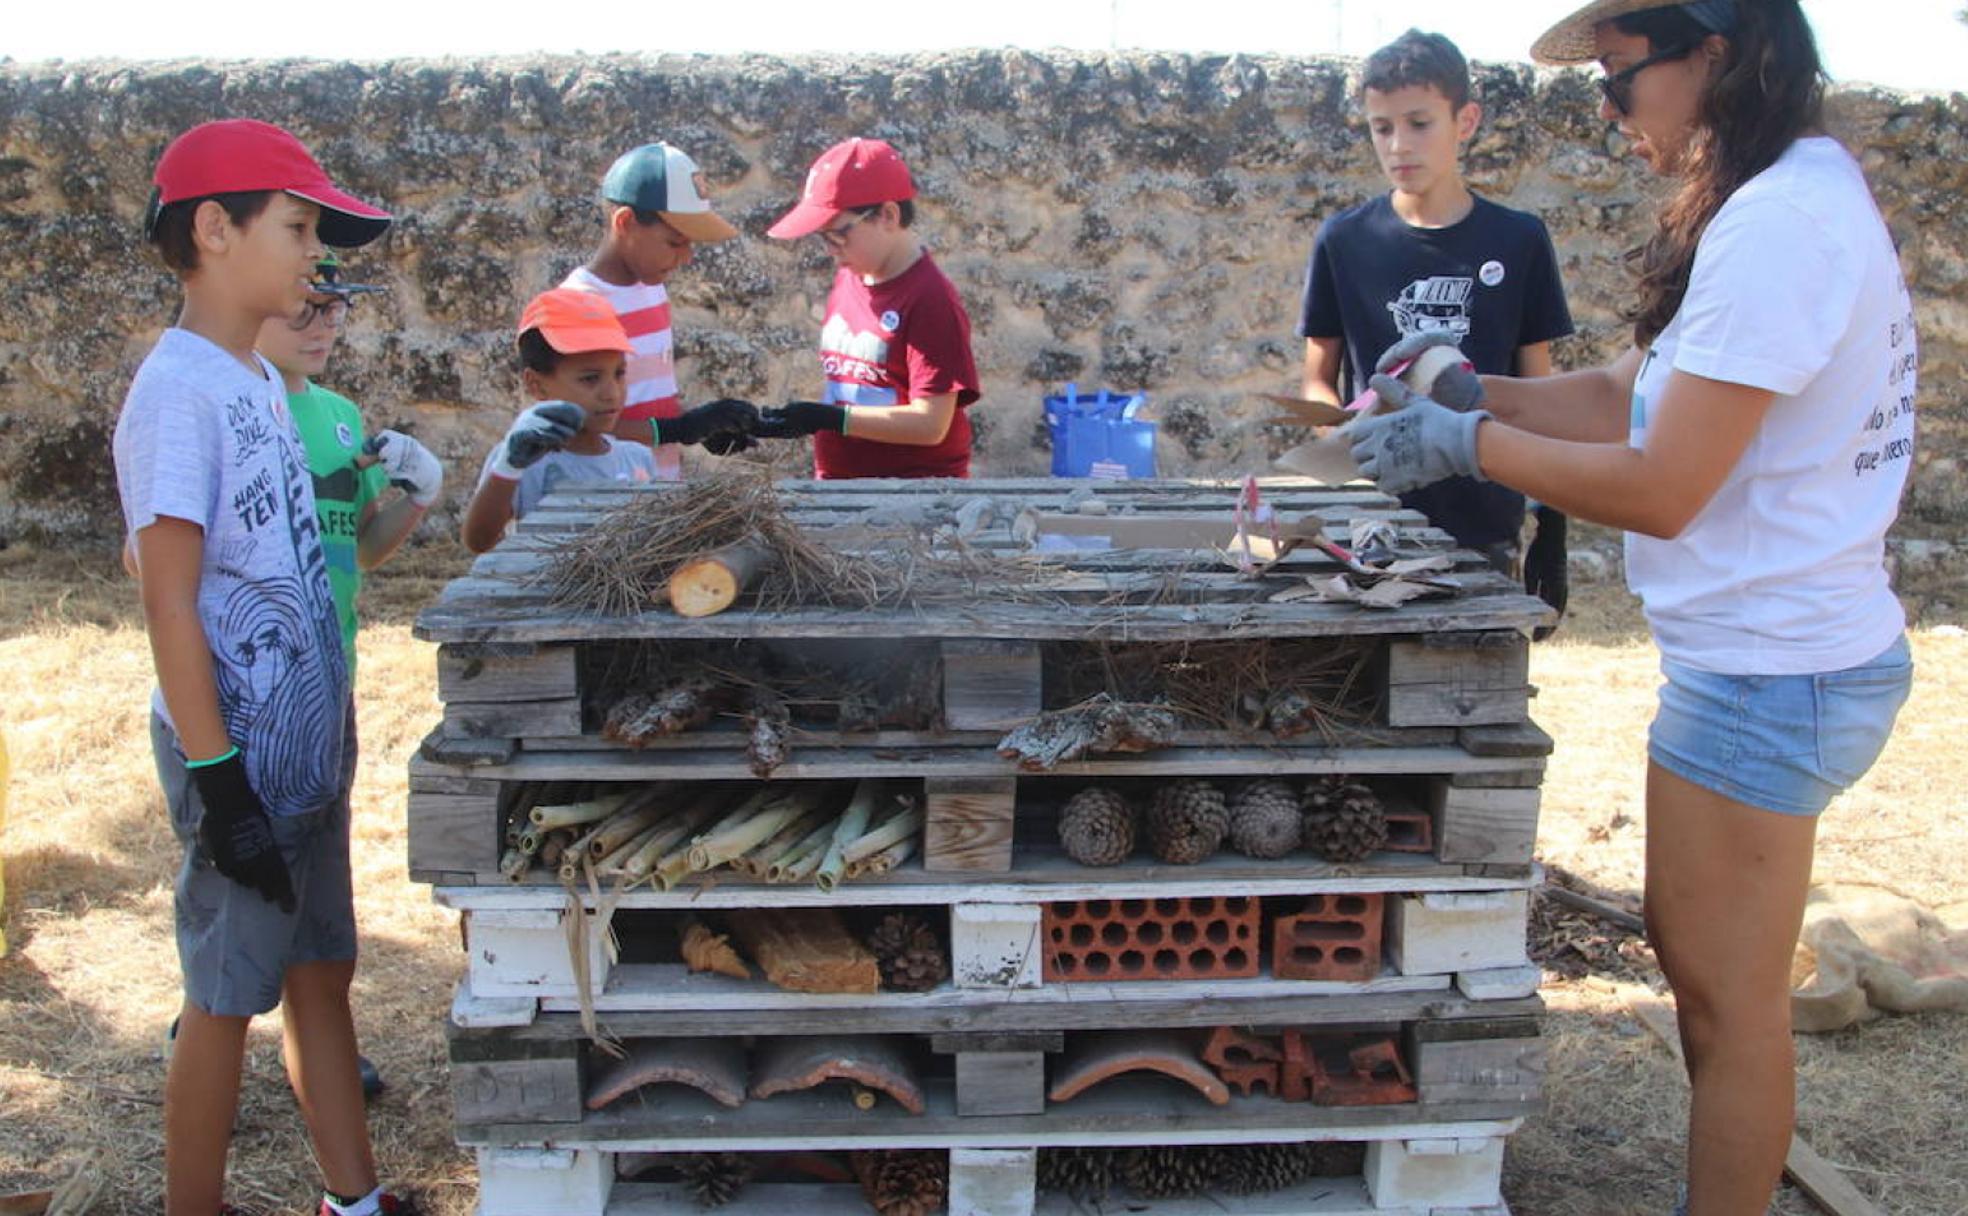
[474,1145,1514,1216]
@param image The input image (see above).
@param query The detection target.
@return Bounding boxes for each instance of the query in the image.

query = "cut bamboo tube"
[766,818,841,884]
[588,819,668,880]
[623,793,735,880]
[499,846,530,882]
[540,830,574,869]
[687,788,822,873]
[668,539,776,618]
[815,779,883,893]
[581,801,667,860]
[733,799,837,878]
[529,792,631,831]
[851,835,918,878]
[841,806,923,865]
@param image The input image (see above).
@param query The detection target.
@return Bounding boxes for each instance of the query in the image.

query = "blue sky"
[7,1,1962,95]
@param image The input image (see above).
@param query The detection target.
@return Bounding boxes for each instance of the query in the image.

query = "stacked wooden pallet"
[410,478,1554,1216]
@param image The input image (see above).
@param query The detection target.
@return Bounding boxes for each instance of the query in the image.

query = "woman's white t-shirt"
[1625,137,1916,675]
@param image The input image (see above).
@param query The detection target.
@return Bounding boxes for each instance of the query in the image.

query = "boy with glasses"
[760,138,982,479]
[1298,29,1574,625]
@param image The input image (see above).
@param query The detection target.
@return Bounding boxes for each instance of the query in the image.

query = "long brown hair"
[1619,0,1827,347]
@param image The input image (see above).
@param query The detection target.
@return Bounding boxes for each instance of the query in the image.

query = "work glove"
[1347,374,1491,495]
[756,401,848,440]
[1524,503,1570,640]
[652,399,762,449]
[189,750,297,913]
[489,401,585,480]
[1373,330,1485,411]
[363,430,445,507]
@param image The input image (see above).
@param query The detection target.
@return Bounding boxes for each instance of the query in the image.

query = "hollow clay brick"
[1202,1025,1283,1098]
[1047,1030,1230,1106]
[1309,1034,1418,1107]
[1271,893,1384,983]
[1280,1029,1310,1102]
[1042,897,1260,983]
[1381,805,1436,854]
[750,1035,927,1114]
[584,1036,748,1111]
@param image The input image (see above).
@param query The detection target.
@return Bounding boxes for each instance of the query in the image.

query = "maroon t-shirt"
[812,251,982,479]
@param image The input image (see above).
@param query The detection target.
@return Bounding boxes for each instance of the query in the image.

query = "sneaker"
[320,1189,424,1216]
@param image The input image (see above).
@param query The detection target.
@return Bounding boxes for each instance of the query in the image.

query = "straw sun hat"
[1531,0,1737,65]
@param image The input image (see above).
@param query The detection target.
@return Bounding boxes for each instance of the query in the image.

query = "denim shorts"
[153,711,359,1017]
[1648,636,1913,816]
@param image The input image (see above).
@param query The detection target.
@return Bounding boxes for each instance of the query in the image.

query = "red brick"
[1271,893,1384,982]
[1043,897,1261,982]
[1382,805,1435,853]
[1280,1029,1310,1102]
[1309,1034,1417,1106]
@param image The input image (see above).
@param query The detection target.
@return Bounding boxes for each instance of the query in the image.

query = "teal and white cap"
[601,142,739,243]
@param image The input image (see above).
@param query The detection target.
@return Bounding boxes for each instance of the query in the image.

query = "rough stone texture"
[2,53,1964,570]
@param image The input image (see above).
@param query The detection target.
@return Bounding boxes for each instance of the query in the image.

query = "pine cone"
[1146,780,1228,865]
[852,1150,947,1216]
[866,913,949,993]
[1209,1143,1318,1195]
[677,1153,752,1208]
[1300,777,1388,863]
[1037,1147,1114,1201]
[1228,779,1301,859]
[1118,1146,1213,1198]
[1058,787,1136,866]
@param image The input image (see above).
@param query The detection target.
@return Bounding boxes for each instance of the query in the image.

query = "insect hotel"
[409,473,1553,1216]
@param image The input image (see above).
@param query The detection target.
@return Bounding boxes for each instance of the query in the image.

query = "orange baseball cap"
[516,288,634,356]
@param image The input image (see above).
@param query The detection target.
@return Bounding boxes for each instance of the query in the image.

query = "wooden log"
[669,539,777,618]
[727,908,881,994]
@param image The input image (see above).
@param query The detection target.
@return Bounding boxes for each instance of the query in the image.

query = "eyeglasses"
[289,295,353,331]
[816,207,881,247]
[1598,43,1698,117]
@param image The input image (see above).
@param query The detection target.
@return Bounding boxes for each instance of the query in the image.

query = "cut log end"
[669,541,774,618]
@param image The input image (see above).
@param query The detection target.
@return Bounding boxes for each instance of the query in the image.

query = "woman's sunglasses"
[1599,44,1698,117]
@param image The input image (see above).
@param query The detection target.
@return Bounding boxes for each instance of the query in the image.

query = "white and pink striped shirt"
[561,266,684,481]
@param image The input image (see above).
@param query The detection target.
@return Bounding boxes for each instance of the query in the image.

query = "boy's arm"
[461,474,518,555]
[1515,342,1553,380]
[135,518,231,760]
[357,495,427,570]
[1300,337,1345,405]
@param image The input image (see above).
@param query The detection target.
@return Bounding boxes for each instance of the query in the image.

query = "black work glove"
[757,401,848,440]
[1524,503,1569,641]
[489,401,585,480]
[653,399,761,449]
[190,751,298,913]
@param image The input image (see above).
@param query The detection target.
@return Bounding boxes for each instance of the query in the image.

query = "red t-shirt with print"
[812,251,981,480]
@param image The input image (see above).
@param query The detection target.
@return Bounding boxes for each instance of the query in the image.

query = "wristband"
[840,406,852,437]
[185,745,240,769]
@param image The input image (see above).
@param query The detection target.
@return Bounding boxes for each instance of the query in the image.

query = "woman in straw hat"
[1348,3,1917,1212]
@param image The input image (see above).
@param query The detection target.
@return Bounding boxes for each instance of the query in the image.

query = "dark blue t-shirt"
[1298,193,1573,548]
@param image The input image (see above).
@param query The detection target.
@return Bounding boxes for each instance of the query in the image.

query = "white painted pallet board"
[532,964,1451,1016]
[585,1179,1512,1216]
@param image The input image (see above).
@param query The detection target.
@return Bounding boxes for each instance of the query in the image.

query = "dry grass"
[1,545,1963,1214]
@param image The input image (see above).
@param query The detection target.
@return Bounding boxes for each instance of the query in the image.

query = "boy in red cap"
[110,119,418,1216]
[462,287,696,552]
[761,138,982,478]
[563,141,759,474]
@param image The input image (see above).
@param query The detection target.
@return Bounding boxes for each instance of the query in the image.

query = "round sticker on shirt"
[335,422,355,449]
[1479,260,1506,287]
[880,310,901,332]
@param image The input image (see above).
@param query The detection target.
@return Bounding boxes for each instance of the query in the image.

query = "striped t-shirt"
[561,265,684,481]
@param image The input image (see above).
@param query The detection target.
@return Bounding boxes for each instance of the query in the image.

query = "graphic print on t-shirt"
[216,390,349,817]
[1387,275,1475,341]
[820,313,900,406]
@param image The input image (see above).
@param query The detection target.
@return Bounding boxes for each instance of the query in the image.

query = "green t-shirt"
[288,382,385,673]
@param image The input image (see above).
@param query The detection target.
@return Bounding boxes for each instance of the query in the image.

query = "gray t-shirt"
[113,328,351,817]
[476,432,658,520]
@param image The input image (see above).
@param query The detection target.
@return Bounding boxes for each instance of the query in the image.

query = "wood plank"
[534,723,1463,752]
[462,991,1543,1042]
[1447,768,1546,789]
[444,698,584,741]
[1384,635,1532,729]
[419,728,519,767]
[925,778,1016,872]
[955,1052,1046,1116]
[929,1032,1066,1054]
[452,1054,585,1125]
[407,788,501,876]
[1432,783,1541,867]
[1456,721,1555,758]
[1411,1033,1546,1107]
[452,1075,1532,1149]
[439,644,579,704]
[942,641,1042,731]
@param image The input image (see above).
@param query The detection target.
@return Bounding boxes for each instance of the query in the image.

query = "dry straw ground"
[1,543,1962,1215]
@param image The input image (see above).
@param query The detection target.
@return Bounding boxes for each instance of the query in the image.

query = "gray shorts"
[152,710,359,1017]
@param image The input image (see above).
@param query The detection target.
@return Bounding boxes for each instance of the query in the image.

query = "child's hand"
[1374,332,1485,411]
[1374,330,1463,376]
[757,401,848,439]
[189,751,297,913]
[364,430,445,506]
[490,401,585,480]
[1347,374,1491,494]
[655,399,761,449]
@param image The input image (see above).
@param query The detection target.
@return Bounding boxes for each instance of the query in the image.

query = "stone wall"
[2,51,1964,554]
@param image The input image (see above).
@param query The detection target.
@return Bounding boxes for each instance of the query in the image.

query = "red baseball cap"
[146,119,392,248]
[766,138,916,240]
[517,288,635,356]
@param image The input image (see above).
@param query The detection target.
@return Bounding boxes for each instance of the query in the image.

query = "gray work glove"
[1374,330,1485,411]
[364,429,445,506]
[489,401,585,480]
[1348,374,1491,494]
